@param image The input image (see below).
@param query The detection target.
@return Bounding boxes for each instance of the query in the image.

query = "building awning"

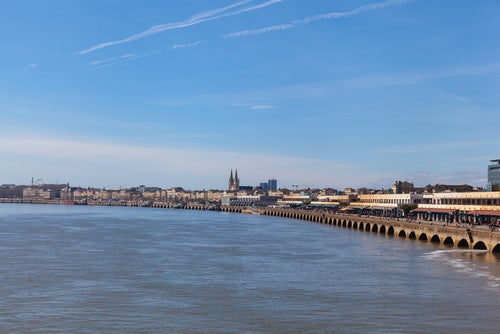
[411,208,458,214]
[367,206,395,211]
[340,206,358,212]
[466,210,500,216]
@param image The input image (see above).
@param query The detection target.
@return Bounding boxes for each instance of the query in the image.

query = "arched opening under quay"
[387,226,394,236]
[443,237,454,247]
[365,223,371,232]
[359,222,364,231]
[353,222,358,229]
[409,232,416,240]
[398,230,406,238]
[342,220,347,227]
[457,239,470,249]
[492,244,500,253]
[430,235,440,244]
[419,233,428,242]
[347,221,352,228]
[473,241,487,250]
[372,224,378,233]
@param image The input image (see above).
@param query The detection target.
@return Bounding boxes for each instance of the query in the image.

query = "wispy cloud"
[405,170,486,187]
[224,0,415,38]
[24,63,40,70]
[444,93,468,103]
[377,142,482,154]
[147,61,500,112]
[85,50,161,69]
[343,62,500,88]
[248,105,276,110]
[77,0,284,55]
[172,40,205,49]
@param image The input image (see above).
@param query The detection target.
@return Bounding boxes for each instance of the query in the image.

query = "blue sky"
[1,0,499,190]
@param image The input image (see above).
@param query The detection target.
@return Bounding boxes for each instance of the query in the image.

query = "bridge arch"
[419,233,428,242]
[347,221,352,228]
[353,221,358,229]
[457,239,469,248]
[409,231,417,240]
[387,226,395,236]
[473,241,487,250]
[372,224,378,233]
[365,223,371,232]
[444,236,454,246]
[398,230,406,238]
[493,244,500,253]
[379,225,386,234]
[431,235,440,244]
[359,222,364,231]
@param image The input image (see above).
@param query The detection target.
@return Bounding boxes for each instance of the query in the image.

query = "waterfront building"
[412,191,500,224]
[487,159,500,191]
[277,194,312,207]
[316,194,352,206]
[347,193,423,216]
[221,195,260,206]
[23,187,55,200]
[22,185,65,200]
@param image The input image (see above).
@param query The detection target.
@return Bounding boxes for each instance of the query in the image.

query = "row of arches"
[262,209,500,253]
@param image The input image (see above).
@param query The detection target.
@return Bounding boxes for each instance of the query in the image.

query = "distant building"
[423,184,475,193]
[391,181,415,194]
[258,179,277,191]
[228,169,240,192]
[221,195,260,206]
[487,159,500,191]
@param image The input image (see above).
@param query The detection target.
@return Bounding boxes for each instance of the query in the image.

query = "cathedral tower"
[228,169,240,192]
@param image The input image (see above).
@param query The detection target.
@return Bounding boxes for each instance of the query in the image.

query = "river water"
[0,204,499,333]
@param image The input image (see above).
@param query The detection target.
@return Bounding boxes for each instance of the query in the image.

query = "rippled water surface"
[0,204,499,333]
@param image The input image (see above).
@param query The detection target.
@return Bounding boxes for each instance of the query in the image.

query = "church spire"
[228,168,240,192]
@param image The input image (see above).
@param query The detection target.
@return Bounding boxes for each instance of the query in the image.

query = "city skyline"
[1,1,499,190]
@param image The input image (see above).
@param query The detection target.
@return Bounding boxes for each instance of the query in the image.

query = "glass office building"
[487,159,500,191]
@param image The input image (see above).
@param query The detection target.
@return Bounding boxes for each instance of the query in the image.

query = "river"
[0,204,499,333]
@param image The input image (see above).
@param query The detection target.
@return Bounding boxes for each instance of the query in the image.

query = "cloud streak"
[85,50,161,69]
[377,142,482,154]
[172,40,205,49]
[24,63,40,70]
[77,0,284,55]
[224,0,415,38]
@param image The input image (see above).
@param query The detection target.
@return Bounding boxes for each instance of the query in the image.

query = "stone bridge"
[241,207,500,253]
